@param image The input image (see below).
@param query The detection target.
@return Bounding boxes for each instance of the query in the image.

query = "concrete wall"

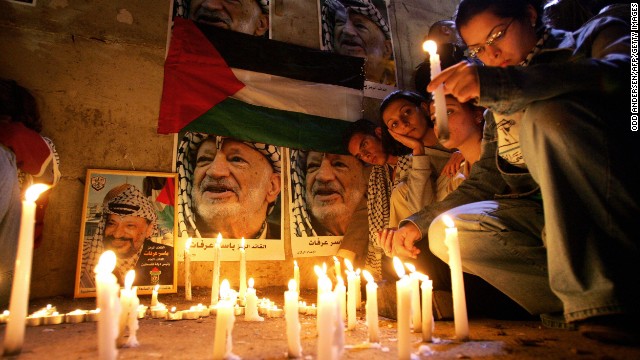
[0,0,457,300]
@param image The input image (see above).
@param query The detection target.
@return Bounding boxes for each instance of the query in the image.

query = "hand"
[442,151,464,177]
[388,129,424,155]
[427,61,480,104]
[378,224,422,259]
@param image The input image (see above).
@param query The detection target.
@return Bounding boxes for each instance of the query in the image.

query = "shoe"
[577,314,640,346]
[540,312,576,330]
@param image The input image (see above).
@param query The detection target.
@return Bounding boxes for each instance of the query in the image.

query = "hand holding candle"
[423,40,449,141]
[2,184,49,356]
[443,215,469,340]
[185,237,192,301]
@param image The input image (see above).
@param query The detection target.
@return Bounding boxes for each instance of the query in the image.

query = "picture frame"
[74,169,178,298]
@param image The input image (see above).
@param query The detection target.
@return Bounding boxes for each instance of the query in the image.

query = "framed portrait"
[288,148,368,257]
[319,0,398,99]
[74,169,178,298]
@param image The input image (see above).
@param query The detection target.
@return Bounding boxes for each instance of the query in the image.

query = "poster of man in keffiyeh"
[74,170,178,297]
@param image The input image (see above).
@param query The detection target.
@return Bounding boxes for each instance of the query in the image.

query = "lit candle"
[95,251,122,360]
[185,237,192,301]
[125,286,140,347]
[343,259,357,330]
[355,268,362,310]
[2,184,49,355]
[151,284,159,307]
[362,270,379,343]
[394,257,411,359]
[239,238,247,301]
[118,270,135,347]
[64,309,86,324]
[405,263,422,332]
[423,40,449,141]
[443,215,469,340]
[212,279,236,360]
[335,276,347,321]
[244,278,263,321]
[167,306,182,321]
[317,281,338,360]
[211,233,222,306]
[333,256,342,279]
[293,260,300,297]
[420,275,433,342]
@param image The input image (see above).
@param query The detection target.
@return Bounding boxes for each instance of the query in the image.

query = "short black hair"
[455,0,545,30]
[342,118,378,153]
[378,90,429,156]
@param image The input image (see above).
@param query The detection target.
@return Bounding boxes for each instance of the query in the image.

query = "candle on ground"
[185,237,192,301]
[362,270,379,343]
[118,270,136,347]
[394,257,412,360]
[421,275,434,342]
[2,184,49,356]
[335,276,347,321]
[125,286,140,347]
[355,269,362,310]
[423,40,449,141]
[95,251,122,360]
[443,215,469,340]
[211,233,222,306]
[238,238,247,300]
[333,256,342,279]
[212,279,236,360]
[293,260,300,298]
[343,259,357,330]
[406,263,422,332]
[244,278,263,321]
[317,283,338,360]
[151,284,159,307]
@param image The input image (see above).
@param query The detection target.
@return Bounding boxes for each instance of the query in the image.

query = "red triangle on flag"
[158,17,245,134]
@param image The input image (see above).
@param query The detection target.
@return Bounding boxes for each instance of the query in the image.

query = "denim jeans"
[0,146,21,308]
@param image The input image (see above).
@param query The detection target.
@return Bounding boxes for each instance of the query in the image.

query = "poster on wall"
[175,131,285,261]
[289,148,368,257]
[74,170,178,298]
[319,0,398,99]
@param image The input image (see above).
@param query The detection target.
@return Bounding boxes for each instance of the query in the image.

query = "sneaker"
[577,314,640,346]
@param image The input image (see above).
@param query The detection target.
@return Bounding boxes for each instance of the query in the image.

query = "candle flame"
[185,237,192,251]
[442,214,455,228]
[216,233,222,245]
[362,269,374,283]
[294,260,298,268]
[171,306,176,313]
[333,256,340,265]
[154,284,160,292]
[124,270,135,290]
[405,263,416,273]
[241,237,245,249]
[343,258,354,272]
[220,279,230,299]
[25,183,50,202]
[393,256,406,278]
[248,277,254,289]
[288,279,297,292]
[423,39,437,55]
[322,262,327,273]
[314,265,325,278]
[94,250,116,274]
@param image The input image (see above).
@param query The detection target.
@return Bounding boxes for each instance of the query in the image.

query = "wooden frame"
[74,169,178,298]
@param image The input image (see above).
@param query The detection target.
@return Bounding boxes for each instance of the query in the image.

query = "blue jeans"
[429,96,640,322]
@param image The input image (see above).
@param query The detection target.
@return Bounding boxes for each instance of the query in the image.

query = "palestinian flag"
[158,18,365,154]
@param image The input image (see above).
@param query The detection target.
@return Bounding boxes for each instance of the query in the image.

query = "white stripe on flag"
[231,68,363,122]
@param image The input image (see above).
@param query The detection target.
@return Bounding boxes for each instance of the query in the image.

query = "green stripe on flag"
[183,97,352,154]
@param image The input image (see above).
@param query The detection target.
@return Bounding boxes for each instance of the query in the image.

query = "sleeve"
[402,154,437,215]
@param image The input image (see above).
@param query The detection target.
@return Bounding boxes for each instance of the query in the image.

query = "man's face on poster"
[103,214,153,259]
[304,151,366,235]
[333,8,392,71]
[189,0,269,36]
[191,138,280,237]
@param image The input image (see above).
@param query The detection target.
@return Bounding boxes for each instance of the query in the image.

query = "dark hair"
[0,78,41,132]
[455,0,545,30]
[378,90,431,156]
[342,118,378,153]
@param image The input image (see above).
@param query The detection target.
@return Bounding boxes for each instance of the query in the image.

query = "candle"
[185,237,192,301]
[125,286,140,347]
[244,278,263,321]
[423,40,449,141]
[95,251,122,360]
[211,233,222,306]
[65,309,86,324]
[306,303,317,316]
[362,270,379,343]
[0,310,10,324]
[335,276,347,321]
[420,275,434,342]
[87,308,101,322]
[405,263,422,332]
[182,307,200,320]
[317,283,338,360]
[150,284,159,307]
[333,256,342,280]
[293,260,300,298]
[2,184,49,355]
[213,279,237,360]
[443,215,469,340]
[394,257,411,359]
[167,306,182,321]
[239,238,247,300]
[284,279,302,358]
[43,312,65,325]
[150,304,168,319]
[118,270,135,347]
[343,259,357,330]
[355,268,362,310]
